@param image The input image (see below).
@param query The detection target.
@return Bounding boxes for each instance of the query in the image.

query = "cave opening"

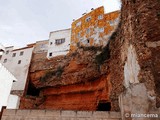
[96,102,111,111]
[26,81,40,96]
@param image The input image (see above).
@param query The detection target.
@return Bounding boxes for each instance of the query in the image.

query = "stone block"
[30,110,45,116]
[77,111,93,117]
[16,110,31,116]
[108,112,121,119]
[76,118,92,120]
[61,110,76,117]
[45,110,61,117]
[2,109,16,115]
[61,117,76,120]
[1,116,8,120]
[92,111,109,118]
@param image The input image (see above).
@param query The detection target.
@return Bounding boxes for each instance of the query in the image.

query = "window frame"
[55,38,65,45]
[18,60,21,64]
[49,52,52,57]
[6,50,9,54]
[12,53,16,57]
[20,51,24,56]
[3,58,7,63]
[85,16,91,22]
[98,15,103,20]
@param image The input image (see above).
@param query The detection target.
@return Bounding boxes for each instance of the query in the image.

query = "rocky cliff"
[20,0,160,112]
[20,47,112,110]
[109,0,160,111]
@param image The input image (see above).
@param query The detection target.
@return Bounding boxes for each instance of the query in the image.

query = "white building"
[0,44,18,111]
[47,29,71,59]
[0,45,34,93]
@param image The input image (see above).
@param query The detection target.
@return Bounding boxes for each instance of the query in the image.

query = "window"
[55,38,65,45]
[77,32,81,38]
[49,52,52,57]
[50,42,53,45]
[6,50,9,54]
[87,39,90,43]
[86,16,91,22]
[20,51,24,56]
[12,53,16,57]
[18,60,21,64]
[3,59,7,63]
[98,15,103,20]
[99,27,104,32]
[109,21,114,26]
[76,21,81,27]
[86,28,90,34]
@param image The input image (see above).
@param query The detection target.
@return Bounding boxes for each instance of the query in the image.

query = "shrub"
[95,43,110,65]
[40,66,64,82]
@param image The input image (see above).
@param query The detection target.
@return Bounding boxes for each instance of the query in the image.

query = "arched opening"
[96,101,111,111]
[26,81,40,96]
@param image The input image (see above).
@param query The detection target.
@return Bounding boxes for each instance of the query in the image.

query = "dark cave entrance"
[96,101,111,111]
[26,81,40,96]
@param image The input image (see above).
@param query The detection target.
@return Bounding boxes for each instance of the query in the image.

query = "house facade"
[0,45,34,95]
[47,29,71,59]
[70,6,120,51]
[0,44,18,111]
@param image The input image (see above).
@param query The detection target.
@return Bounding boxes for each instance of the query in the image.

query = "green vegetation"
[79,46,102,51]
[40,66,64,82]
[95,43,110,65]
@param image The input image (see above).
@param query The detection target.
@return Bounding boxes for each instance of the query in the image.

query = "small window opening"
[3,59,7,63]
[12,53,16,57]
[6,50,9,54]
[97,101,111,111]
[18,60,21,64]
[20,51,24,56]
[49,52,52,57]
[87,39,90,43]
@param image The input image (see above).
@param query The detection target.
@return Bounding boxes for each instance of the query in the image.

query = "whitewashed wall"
[47,29,71,59]
[0,47,33,91]
[0,63,17,111]
[7,95,20,109]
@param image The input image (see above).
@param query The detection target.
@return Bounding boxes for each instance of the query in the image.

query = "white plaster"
[0,47,33,90]
[7,94,20,109]
[47,29,71,59]
[0,63,17,111]
[124,45,140,88]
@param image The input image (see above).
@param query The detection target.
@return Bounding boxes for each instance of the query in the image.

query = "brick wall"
[1,109,121,120]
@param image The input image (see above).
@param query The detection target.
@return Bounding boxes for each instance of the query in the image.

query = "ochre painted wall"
[70,6,120,52]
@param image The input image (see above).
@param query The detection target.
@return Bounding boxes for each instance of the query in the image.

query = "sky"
[0,0,121,48]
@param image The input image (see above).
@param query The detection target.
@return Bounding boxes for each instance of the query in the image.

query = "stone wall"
[109,0,160,112]
[1,109,121,120]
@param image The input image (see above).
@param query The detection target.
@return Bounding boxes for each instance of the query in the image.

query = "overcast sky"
[0,0,121,48]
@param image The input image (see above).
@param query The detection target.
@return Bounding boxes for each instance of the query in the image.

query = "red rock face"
[21,0,160,111]
[20,49,111,110]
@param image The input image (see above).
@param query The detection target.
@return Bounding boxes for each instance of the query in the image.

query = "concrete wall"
[7,95,20,109]
[47,29,71,59]
[1,109,121,120]
[0,47,34,91]
[33,40,48,53]
[0,63,17,111]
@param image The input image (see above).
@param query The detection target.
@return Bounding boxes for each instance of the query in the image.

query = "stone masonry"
[1,109,121,120]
